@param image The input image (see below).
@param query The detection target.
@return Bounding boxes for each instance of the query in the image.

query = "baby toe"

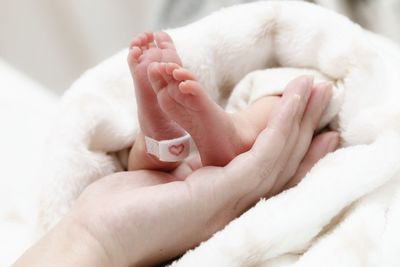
[155,31,177,50]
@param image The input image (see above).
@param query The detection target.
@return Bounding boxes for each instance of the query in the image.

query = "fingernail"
[305,75,314,85]
[284,94,301,117]
[326,132,340,152]
[318,82,333,102]
[312,82,332,110]
[299,75,314,90]
[299,75,314,100]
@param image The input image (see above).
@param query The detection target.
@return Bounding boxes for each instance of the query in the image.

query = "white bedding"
[0,60,57,266]
[3,1,400,266]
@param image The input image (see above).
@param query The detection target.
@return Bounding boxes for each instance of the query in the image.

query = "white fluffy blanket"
[0,60,57,266]
[35,1,400,266]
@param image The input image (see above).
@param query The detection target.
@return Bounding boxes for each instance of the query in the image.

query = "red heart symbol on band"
[169,144,185,156]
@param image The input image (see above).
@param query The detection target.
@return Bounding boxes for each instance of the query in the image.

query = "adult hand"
[14,77,338,267]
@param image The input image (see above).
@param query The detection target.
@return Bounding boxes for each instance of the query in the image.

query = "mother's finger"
[284,131,340,189]
[220,76,312,210]
[248,76,314,198]
[250,76,313,162]
[268,82,332,194]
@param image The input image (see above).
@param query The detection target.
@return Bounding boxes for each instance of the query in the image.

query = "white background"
[0,0,399,94]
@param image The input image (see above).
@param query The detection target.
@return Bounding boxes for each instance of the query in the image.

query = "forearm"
[13,215,114,267]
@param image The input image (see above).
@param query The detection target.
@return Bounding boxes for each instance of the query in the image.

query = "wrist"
[68,207,137,267]
[61,214,116,267]
[13,212,117,267]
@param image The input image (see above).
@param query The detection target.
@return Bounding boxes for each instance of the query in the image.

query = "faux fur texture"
[0,60,57,267]
[35,1,400,266]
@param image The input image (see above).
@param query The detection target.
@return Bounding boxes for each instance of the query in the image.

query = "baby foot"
[128,32,184,138]
[148,61,257,166]
[127,32,188,170]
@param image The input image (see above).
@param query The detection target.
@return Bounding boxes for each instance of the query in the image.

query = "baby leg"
[148,61,319,167]
[147,62,252,166]
[127,32,187,171]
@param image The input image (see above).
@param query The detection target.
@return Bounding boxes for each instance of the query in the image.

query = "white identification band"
[145,133,191,162]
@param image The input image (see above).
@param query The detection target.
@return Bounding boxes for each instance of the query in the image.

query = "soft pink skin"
[128,32,184,139]
[13,76,339,267]
[127,31,274,170]
[127,31,334,175]
[15,37,337,265]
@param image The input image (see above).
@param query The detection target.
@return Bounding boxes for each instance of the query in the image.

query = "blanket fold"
[37,1,400,266]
